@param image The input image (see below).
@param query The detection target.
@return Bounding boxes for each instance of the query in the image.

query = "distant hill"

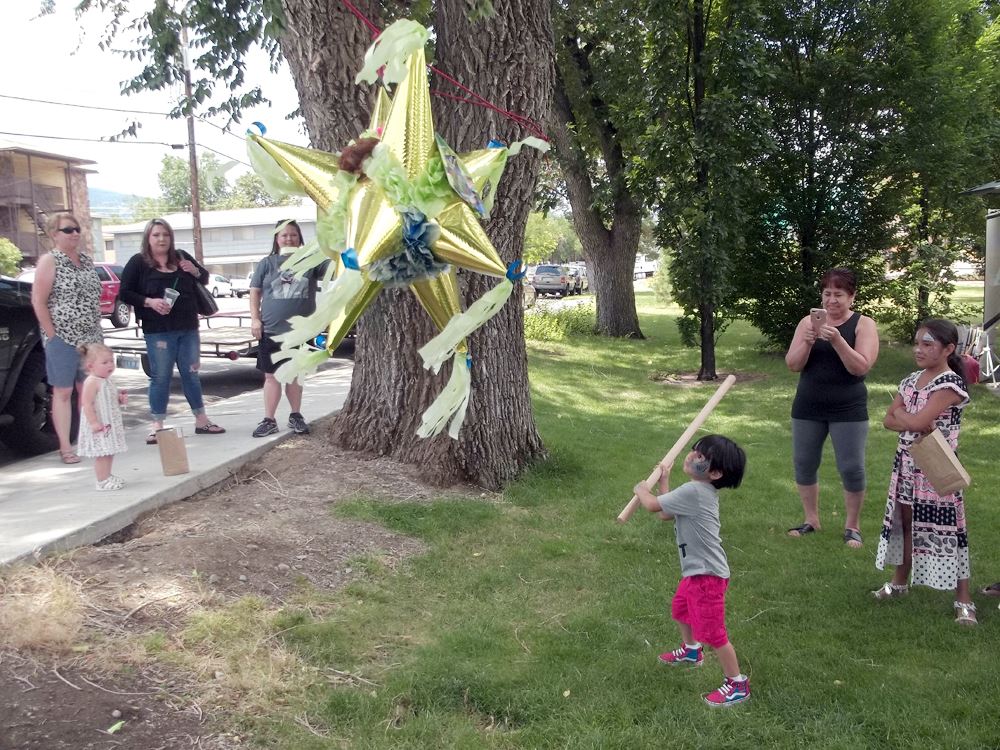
[89,187,150,221]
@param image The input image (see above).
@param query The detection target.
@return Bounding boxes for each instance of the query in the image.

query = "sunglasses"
[58,226,82,234]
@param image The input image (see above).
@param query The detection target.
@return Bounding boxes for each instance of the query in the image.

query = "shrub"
[523,303,596,341]
[0,237,23,277]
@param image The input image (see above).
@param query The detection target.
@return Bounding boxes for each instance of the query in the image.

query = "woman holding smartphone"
[785,268,880,547]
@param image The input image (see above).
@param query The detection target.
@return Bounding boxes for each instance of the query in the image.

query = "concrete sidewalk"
[0,361,353,566]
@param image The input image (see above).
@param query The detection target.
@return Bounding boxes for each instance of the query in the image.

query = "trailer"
[105,313,259,376]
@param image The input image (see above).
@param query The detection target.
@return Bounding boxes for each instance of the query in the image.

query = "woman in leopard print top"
[30,212,103,464]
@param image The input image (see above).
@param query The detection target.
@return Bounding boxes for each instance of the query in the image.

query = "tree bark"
[278,0,379,151]
[290,0,551,489]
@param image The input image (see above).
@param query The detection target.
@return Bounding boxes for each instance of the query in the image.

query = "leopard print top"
[46,250,103,346]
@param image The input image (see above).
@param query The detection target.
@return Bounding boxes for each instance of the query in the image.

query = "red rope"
[335,0,549,141]
[339,0,381,38]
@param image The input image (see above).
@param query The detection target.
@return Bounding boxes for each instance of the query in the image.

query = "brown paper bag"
[155,427,189,476]
[909,429,970,496]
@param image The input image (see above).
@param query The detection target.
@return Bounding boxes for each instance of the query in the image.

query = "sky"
[0,0,308,208]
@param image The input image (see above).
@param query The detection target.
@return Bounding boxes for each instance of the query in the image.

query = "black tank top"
[791,312,869,422]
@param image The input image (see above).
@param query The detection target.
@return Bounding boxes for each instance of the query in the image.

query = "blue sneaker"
[703,677,750,707]
[658,644,703,667]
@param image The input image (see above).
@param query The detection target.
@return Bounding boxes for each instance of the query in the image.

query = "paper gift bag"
[909,429,970,496]
[155,427,189,476]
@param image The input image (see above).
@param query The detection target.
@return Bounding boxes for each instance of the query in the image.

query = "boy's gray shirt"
[657,481,730,579]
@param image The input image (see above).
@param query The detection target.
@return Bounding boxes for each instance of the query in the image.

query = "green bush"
[0,238,23,277]
[523,303,596,341]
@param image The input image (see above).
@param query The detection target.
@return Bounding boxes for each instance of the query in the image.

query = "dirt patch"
[0,418,470,749]
[649,371,768,387]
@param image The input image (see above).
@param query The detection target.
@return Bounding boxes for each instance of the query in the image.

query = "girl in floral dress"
[873,319,974,625]
[77,343,128,491]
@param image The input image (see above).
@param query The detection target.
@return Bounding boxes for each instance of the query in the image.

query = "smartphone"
[810,308,827,330]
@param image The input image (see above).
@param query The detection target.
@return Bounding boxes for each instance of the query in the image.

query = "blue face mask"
[691,459,710,478]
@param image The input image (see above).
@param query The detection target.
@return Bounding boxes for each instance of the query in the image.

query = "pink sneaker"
[703,676,750,707]
[658,644,703,667]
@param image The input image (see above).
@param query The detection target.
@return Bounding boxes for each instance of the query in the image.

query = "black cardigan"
[119,250,209,334]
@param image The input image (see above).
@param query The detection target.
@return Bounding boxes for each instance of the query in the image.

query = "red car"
[18,262,132,328]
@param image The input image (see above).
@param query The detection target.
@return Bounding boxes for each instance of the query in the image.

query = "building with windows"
[0,140,98,264]
[106,203,318,279]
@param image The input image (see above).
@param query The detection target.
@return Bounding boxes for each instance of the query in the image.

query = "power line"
[0,92,171,117]
[0,129,183,148]
[0,130,251,167]
[0,92,257,141]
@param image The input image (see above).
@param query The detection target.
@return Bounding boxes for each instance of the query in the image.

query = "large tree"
[549,0,645,338]
[78,0,550,488]
[641,0,769,378]
[732,0,901,346]
[877,0,999,339]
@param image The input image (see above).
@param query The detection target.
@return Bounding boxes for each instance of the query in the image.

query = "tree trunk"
[691,0,716,380]
[549,86,643,338]
[278,0,379,151]
[307,0,551,489]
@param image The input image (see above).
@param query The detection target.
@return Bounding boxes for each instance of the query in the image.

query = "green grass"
[240,292,1000,748]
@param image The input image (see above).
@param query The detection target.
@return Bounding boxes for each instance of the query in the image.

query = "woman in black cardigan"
[119,218,225,443]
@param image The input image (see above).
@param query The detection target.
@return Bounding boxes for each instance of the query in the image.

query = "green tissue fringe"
[417,352,472,440]
[418,278,514,373]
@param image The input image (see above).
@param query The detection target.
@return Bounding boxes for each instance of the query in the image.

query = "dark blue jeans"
[144,329,205,421]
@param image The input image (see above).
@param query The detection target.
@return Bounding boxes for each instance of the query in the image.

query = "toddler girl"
[77,343,128,490]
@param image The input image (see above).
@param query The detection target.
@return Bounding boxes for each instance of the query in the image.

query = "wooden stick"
[616,374,737,523]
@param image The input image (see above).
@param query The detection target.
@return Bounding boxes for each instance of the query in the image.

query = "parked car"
[0,276,77,455]
[532,264,573,297]
[207,274,234,298]
[566,266,585,295]
[18,261,132,328]
[231,271,253,298]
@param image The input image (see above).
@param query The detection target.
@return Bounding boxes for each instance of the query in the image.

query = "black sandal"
[980,582,1000,597]
[843,528,863,547]
[146,432,158,445]
[787,523,816,537]
[194,422,226,435]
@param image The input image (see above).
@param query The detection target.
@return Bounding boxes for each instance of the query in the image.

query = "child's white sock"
[685,642,702,650]
[732,674,748,682]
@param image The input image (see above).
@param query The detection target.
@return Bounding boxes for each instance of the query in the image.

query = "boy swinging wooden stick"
[617,374,737,523]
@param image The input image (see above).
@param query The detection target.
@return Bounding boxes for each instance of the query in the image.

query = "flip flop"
[146,433,158,445]
[787,523,816,537]
[194,422,226,435]
[979,582,1000,597]
[843,528,863,548]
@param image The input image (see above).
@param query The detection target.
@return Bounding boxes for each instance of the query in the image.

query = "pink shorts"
[670,575,730,648]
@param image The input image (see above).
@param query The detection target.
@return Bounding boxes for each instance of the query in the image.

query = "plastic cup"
[163,288,180,308]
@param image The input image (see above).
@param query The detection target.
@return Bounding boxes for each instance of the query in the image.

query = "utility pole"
[181,26,204,264]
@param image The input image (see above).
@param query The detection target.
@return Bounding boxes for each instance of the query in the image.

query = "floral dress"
[77,376,127,458]
[875,370,969,590]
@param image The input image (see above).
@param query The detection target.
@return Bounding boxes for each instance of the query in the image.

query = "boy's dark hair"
[692,434,746,490]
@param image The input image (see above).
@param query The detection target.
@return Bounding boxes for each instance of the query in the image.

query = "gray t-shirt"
[250,254,326,335]
[657,481,730,579]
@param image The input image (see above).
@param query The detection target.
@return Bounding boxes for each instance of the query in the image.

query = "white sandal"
[872,582,909,600]
[96,475,125,491]
[954,601,977,626]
